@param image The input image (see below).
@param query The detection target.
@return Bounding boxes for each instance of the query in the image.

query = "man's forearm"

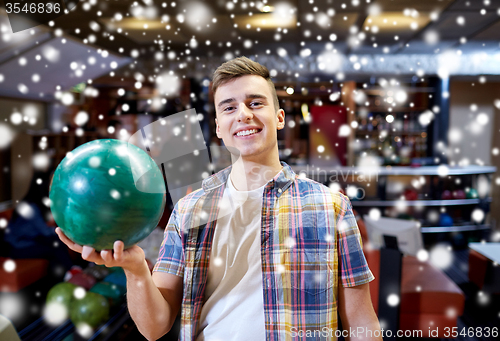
[339,284,383,341]
[124,261,175,340]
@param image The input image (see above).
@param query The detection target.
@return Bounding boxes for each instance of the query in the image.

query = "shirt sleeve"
[153,204,185,278]
[336,194,375,287]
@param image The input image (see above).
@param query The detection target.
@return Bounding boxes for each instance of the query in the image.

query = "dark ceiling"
[1,0,500,94]
[49,0,500,54]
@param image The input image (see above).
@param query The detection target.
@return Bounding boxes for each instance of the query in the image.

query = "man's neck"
[229,155,283,191]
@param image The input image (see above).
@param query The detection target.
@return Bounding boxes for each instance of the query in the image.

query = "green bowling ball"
[466,188,479,199]
[396,213,414,221]
[70,292,110,329]
[49,139,166,251]
[46,282,78,309]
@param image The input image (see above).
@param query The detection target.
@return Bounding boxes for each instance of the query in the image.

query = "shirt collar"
[202,161,296,196]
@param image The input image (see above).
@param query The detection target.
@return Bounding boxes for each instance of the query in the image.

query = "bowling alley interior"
[1,0,500,340]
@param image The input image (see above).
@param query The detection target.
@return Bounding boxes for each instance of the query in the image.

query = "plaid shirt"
[154,161,374,340]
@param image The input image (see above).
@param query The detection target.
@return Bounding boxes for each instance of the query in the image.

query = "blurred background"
[1,0,500,340]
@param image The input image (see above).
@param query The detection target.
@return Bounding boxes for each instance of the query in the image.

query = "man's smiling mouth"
[234,128,262,137]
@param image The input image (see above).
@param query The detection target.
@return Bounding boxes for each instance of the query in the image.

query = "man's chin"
[224,145,241,156]
[235,151,264,161]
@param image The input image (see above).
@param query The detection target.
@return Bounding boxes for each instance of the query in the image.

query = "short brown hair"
[212,56,280,111]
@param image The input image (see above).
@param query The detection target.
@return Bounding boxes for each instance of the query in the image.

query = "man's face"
[214,75,285,160]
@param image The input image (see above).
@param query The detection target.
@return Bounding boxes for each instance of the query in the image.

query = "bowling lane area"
[1,1,500,340]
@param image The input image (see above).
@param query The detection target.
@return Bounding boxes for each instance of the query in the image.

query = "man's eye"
[224,106,235,112]
[251,102,263,106]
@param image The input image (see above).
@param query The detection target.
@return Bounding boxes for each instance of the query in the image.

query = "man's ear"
[215,118,221,138]
[276,109,285,130]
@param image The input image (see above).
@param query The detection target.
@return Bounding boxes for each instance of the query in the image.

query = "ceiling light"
[261,5,273,13]
[233,13,296,29]
[364,12,430,32]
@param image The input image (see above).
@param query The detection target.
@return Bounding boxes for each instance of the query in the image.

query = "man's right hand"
[55,227,148,276]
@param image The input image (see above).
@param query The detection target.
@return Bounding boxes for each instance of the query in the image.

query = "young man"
[56,56,382,340]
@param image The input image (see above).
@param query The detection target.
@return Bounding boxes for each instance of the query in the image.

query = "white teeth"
[236,129,259,136]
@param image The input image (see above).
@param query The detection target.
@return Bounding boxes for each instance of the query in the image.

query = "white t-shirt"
[195,173,268,341]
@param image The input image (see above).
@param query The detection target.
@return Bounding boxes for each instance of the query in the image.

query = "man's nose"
[236,103,252,121]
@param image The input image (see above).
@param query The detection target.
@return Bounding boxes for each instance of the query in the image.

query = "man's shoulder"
[293,177,350,211]
[295,177,343,196]
[174,187,206,211]
[295,176,328,190]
